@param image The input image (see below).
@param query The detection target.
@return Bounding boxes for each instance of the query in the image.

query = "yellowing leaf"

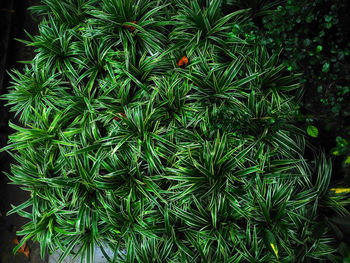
[330,188,350,194]
[264,229,279,259]
[270,243,279,259]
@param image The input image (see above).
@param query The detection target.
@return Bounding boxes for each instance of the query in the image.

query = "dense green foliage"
[1,0,350,262]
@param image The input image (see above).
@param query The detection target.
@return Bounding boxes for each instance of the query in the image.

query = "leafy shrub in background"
[225,0,350,167]
[1,0,350,262]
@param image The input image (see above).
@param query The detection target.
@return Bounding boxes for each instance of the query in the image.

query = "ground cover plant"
[1,0,350,262]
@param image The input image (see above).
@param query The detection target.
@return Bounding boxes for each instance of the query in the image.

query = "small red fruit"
[113,112,127,121]
[177,55,189,67]
[123,21,137,32]
[13,236,30,258]
[23,245,30,259]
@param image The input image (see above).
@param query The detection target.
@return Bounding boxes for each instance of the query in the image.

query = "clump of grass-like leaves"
[1,0,349,262]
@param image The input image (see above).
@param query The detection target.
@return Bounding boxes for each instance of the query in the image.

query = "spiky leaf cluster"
[1,0,349,262]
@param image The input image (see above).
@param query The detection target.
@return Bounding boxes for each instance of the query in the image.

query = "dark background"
[0,0,47,262]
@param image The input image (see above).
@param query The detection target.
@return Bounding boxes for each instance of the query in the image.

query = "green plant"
[228,0,350,160]
[332,133,350,167]
[1,0,349,262]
